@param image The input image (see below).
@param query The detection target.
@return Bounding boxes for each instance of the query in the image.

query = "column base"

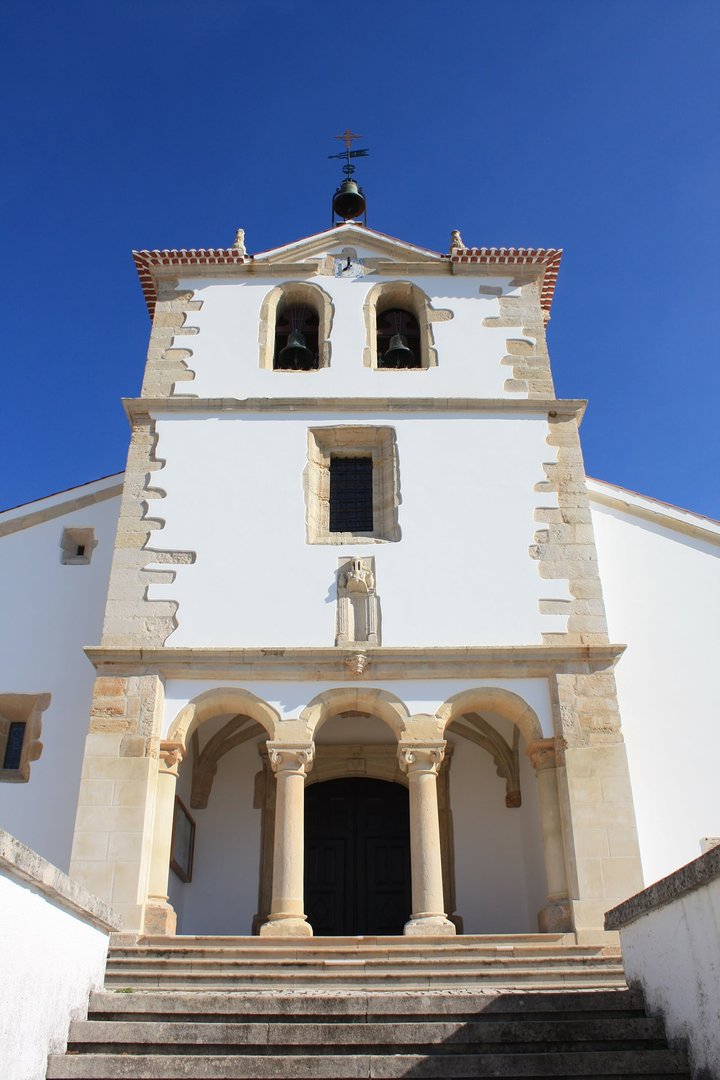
[142,901,177,936]
[537,899,572,934]
[259,916,313,937]
[404,914,456,936]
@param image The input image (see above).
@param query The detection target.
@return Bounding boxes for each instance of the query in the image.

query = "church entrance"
[304,777,411,936]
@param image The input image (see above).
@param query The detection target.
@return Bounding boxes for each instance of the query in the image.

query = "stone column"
[143,740,184,935]
[399,743,456,936]
[259,743,314,937]
[528,738,571,933]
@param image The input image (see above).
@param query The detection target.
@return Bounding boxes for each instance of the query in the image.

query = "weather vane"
[328,129,369,177]
[328,130,369,224]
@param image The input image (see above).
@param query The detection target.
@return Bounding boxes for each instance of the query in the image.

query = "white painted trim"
[253,223,446,263]
[0,474,123,523]
[587,477,720,544]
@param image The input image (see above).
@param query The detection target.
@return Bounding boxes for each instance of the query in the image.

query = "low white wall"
[0,830,120,1080]
[606,846,720,1079]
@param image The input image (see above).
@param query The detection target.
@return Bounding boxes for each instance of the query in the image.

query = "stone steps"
[46,942,690,1078]
[104,935,624,992]
[47,989,689,1078]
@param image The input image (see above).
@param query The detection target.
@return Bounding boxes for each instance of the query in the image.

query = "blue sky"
[2,0,718,516]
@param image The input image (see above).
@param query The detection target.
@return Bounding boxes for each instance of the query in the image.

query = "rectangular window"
[306,426,401,545]
[329,457,374,533]
[2,723,25,771]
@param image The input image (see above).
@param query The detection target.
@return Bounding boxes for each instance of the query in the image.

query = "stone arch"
[363,280,451,370]
[305,745,408,789]
[299,687,410,741]
[167,687,279,749]
[436,687,544,746]
[259,281,334,370]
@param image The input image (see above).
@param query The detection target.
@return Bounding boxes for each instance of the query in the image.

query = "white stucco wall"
[148,411,570,647]
[0,832,118,1080]
[450,727,547,933]
[176,271,529,400]
[590,497,720,884]
[0,485,120,869]
[609,851,720,1079]
[170,726,262,935]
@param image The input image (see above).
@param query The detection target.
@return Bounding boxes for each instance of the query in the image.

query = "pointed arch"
[167,687,279,749]
[436,687,544,746]
[299,687,410,740]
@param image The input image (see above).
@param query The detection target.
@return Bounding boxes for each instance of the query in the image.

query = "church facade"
[1,214,718,944]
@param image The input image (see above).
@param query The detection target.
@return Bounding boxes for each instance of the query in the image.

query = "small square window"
[306,427,401,544]
[2,723,26,770]
[0,694,50,782]
[61,527,97,565]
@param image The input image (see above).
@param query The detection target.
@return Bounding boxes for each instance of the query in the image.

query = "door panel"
[305,778,411,936]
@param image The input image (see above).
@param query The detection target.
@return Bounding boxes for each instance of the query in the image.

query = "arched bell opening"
[273,302,320,370]
[446,711,549,934]
[166,712,268,935]
[376,308,422,369]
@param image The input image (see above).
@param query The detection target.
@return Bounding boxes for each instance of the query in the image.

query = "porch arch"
[300,687,410,740]
[436,687,544,745]
[167,686,280,749]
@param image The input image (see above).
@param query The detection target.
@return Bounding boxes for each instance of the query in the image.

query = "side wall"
[0,831,119,1080]
[590,499,720,883]
[0,492,120,869]
[607,846,720,1079]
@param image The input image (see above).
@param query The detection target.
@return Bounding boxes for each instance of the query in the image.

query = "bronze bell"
[381,333,417,368]
[332,178,366,220]
[277,329,315,370]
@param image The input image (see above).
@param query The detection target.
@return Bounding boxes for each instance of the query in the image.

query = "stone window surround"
[363,280,449,371]
[0,693,51,783]
[259,281,334,371]
[305,425,401,545]
[60,526,97,565]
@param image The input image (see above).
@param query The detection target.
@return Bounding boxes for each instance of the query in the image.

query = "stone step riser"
[103,976,626,990]
[45,1049,691,1078]
[106,957,622,969]
[109,946,619,958]
[69,1017,666,1048]
[89,989,646,1018]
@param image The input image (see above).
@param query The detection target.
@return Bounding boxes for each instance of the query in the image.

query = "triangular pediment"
[253,224,447,266]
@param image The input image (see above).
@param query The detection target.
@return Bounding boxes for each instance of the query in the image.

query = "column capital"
[266,742,315,776]
[398,742,446,775]
[527,738,561,771]
[159,740,185,774]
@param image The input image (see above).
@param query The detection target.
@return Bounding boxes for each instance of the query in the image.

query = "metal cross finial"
[335,129,363,150]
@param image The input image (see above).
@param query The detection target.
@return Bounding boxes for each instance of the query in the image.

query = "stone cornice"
[123,397,587,423]
[84,644,625,681]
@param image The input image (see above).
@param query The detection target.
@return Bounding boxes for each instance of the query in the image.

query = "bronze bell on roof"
[332,178,366,221]
[381,333,416,368]
[278,329,315,370]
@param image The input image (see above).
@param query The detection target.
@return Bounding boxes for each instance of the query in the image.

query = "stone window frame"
[0,693,50,783]
[363,281,446,371]
[259,281,334,371]
[305,426,401,545]
[60,526,97,565]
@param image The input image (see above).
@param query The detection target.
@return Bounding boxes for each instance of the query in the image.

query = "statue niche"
[336,557,381,646]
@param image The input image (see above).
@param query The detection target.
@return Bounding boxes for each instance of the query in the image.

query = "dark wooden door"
[304,777,411,936]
